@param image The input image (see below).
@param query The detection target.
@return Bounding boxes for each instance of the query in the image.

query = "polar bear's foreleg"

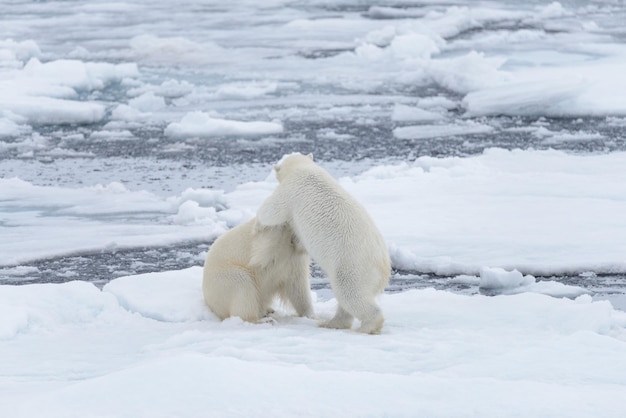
[284,275,314,318]
[289,255,314,317]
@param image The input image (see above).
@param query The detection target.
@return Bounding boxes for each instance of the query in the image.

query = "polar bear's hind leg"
[319,305,354,330]
[355,303,384,334]
[331,269,385,334]
[208,267,264,322]
[336,292,384,334]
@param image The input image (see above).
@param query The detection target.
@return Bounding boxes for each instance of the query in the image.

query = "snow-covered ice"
[478,267,590,298]
[1,269,626,417]
[165,111,284,138]
[3,148,625,276]
[2,0,626,416]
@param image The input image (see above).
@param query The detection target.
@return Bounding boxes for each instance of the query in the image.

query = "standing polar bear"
[202,218,313,323]
[257,153,391,334]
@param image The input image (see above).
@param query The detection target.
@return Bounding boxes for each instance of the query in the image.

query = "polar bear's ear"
[306,153,314,161]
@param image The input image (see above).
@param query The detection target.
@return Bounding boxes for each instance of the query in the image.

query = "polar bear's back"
[283,162,390,287]
[204,219,255,268]
[202,218,312,321]
[204,219,299,271]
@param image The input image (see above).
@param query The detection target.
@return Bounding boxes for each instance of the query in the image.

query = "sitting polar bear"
[202,218,313,323]
[257,153,391,334]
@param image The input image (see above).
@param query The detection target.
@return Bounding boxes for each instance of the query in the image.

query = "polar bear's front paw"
[257,316,277,325]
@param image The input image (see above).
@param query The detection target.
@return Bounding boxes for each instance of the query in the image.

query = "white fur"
[202,218,313,322]
[257,153,391,334]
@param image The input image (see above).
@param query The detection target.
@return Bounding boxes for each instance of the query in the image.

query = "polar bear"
[256,153,391,334]
[202,218,313,323]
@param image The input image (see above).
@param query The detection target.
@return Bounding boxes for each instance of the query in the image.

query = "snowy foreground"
[1,268,626,417]
[2,149,626,417]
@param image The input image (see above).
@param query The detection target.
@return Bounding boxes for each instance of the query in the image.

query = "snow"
[393,120,494,139]
[127,91,167,112]
[0,57,137,125]
[215,81,280,100]
[391,104,446,122]
[479,267,589,298]
[103,268,212,322]
[0,178,229,266]
[1,272,626,417]
[3,0,626,416]
[0,118,26,138]
[358,148,626,276]
[165,111,284,138]
[2,148,626,275]
[129,34,226,65]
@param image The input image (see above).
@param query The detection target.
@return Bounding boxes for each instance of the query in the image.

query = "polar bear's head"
[274,152,313,182]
